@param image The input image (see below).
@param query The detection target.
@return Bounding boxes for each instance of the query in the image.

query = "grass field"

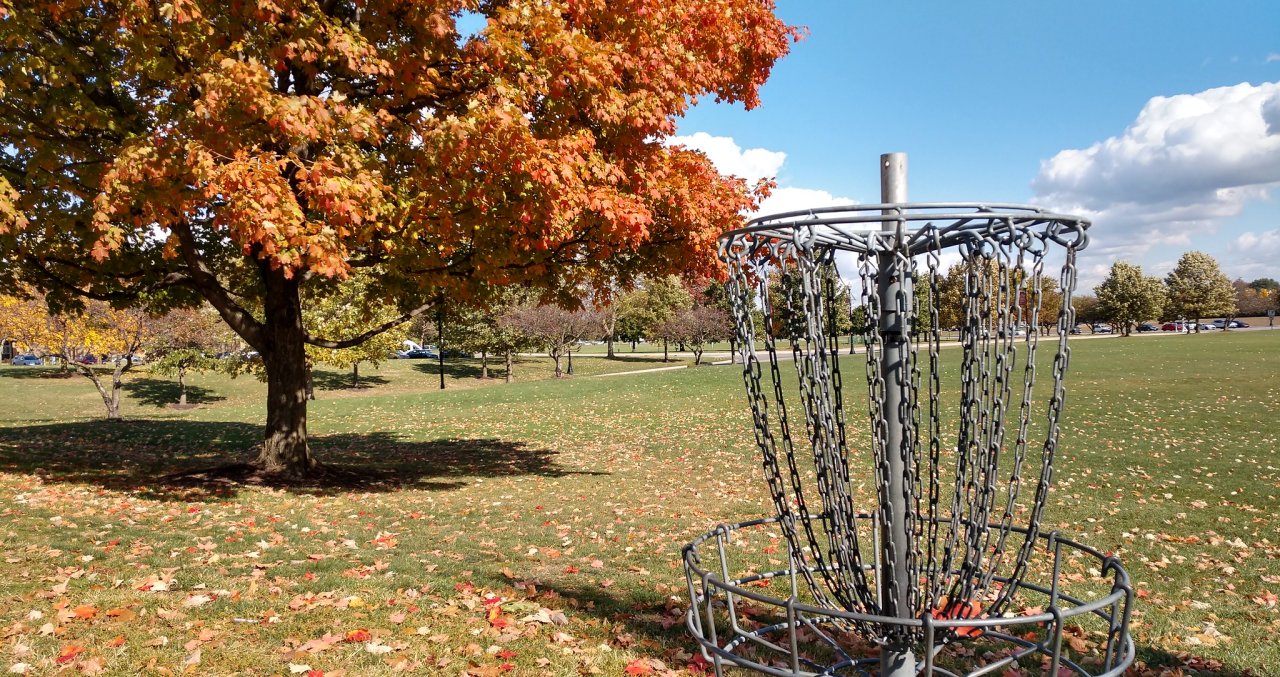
[0,332,1277,675]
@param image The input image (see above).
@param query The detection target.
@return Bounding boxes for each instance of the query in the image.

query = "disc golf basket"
[681,155,1134,677]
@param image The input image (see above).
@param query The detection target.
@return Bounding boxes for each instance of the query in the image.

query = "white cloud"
[1228,229,1280,280]
[668,132,856,220]
[755,186,854,218]
[1032,81,1280,259]
[1266,53,1280,63]
[667,131,787,185]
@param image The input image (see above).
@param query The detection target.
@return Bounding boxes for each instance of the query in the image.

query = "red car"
[76,355,99,364]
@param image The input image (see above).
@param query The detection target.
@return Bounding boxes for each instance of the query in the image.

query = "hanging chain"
[719,212,1084,646]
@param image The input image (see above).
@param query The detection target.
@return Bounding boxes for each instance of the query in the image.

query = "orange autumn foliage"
[0,0,799,472]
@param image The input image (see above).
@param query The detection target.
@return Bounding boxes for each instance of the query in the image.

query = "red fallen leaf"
[105,635,126,648]
[688,653,713,674]
[308,671,325,677]
[56,643,86,664]
[624,659,654,675]
[344,629,372,643]
[564,566,580,574]
[481,595,503,608]
[455,582,475,594]
[931,599,983,638]
[496,650,517,659]
[73,605,99,620]
[499,663,514,672]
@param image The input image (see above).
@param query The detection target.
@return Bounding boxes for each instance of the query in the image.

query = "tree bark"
[504,350,512,383]
[606,335,616,359]
[480,350,489,379]
[663,338,668,362]
[74,357,131,419]
[253,272,317,476]
[178,363,188,406]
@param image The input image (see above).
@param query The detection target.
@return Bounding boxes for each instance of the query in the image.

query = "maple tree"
[1165,251,1236,333]
[1094,261,1165,336]
[0,1,796,475]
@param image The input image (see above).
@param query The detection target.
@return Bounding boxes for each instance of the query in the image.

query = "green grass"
[0,332,1277,675]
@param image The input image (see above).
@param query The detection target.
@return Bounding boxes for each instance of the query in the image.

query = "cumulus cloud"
[667,131,787,185]
[1228,229,1280,280]
[1032,81,1280,260]
[668,132,855,219]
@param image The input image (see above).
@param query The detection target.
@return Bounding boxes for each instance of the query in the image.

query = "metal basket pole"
[878,152,914,677]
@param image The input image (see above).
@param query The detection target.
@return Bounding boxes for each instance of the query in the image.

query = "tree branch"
[304,298,438,349]
[170,220,267,349]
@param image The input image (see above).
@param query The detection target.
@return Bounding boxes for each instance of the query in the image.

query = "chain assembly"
[718,205,1087,647]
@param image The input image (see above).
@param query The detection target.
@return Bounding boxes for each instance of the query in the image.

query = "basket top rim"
[721,202,1091,253]
[727,202,1089,235]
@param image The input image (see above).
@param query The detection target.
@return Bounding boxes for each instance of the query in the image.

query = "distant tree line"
[1075,251,1275,335]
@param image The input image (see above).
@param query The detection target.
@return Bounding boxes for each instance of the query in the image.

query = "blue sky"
[673,1,1280,288]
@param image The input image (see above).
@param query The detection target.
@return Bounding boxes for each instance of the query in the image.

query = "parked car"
[1197,323,1218,331]
[77,354,99,364]
[10,354,43,366]
[1211,319,1249,329]
[1160,322,1189,332]
[1070,324,1085,335]
[1092,324,1113,334]
[1136,323,1159,332]
[403,349,438,359]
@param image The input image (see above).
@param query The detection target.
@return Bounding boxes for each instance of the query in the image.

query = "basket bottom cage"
[683,517,1134,677]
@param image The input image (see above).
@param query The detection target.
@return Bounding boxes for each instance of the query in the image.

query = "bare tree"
[500,305,599,377]
[652,306,731,365]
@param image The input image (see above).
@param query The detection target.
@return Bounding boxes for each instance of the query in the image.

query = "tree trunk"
[663,338,668,362]
[481,350,489,379]
[552,350,563,378]
[75,358,129,419]
[606,335,616,359]
[254,273,317,476]
[693,347,703,365]
[305,361,315,401]
[504,350,513,383]
[352,362,359,388]
[729,336,737,364]
[178,363,188,406]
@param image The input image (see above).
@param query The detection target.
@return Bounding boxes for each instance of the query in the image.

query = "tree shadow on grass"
[409,360,487,380]
[310,368,391,391]
[121,377,227,408]
[0,419,603,501]
[0,366,76,380]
